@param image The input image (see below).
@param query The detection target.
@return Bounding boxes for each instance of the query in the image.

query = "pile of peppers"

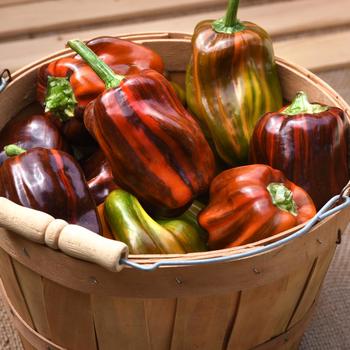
[0,0,348,254]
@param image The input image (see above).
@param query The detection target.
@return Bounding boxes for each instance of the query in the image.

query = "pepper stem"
[283,91,329,115]
[67,40,124,89]
[225,0,239,27]
[4,144,26,157]
[212,0,245,34]
[267,182,298,216]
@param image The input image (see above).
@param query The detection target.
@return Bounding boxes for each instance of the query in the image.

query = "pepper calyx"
[212,17,245,34]
[283,91,329,116]
[44,76,77,122]
[267,182,298,216]
[212,0,245,34]
[4,144,26,157]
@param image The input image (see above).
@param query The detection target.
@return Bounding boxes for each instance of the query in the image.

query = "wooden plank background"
[0,0,349,102]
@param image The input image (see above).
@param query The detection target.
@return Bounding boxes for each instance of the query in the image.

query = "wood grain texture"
[170,293,240,350]
[226,262,315,349]
[287,245,337,328]
[276,30,350,73]
[1,0,348,40]
[0,249,34,329]
[11,261,50,340]
[1,0,350,72]
[0,0,227,39]
[0,279,65,350]
[91,296,150,349]
[318,68,350,103]
[252,303,315,350]
[42,278,97,350]
[144,299,177,350]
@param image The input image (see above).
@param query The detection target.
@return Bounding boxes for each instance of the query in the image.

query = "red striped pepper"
[37,36,165,121]
[250,91,350,209]
[37,37,165,150]
[68,40,216,216]
[81,150,118,205]
[0,113,69,166]
[0,145,101,234]
[199,164,316,249]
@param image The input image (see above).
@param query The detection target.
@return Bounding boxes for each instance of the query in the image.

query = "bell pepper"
[0,113,69,166]
[250,91,350,209]
[97,203,115,240]
[37,36,165,121]
[67,39,216,216]
[186,0,282,165]
[37,37,165,150]
[104,189,207,254]
[81,150,118,205]
[0,145,101,234]
[199,164,316,249]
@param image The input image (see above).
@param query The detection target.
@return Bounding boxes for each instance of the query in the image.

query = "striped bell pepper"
[67,40,216,216]
[186,0,282,165]
[0,113,69,166]
[0,145,101,234]
[36,37,165,149]
[81,150,118,205]
[250,91,350,209]
[199,164,316,249]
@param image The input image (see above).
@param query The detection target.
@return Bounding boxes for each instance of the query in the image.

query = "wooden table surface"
[0,0,349,102]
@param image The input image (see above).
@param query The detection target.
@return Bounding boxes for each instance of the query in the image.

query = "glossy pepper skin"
[186,0,282,165]
[250,92,350,209]
[0,146,101,234]
[81,150,118,205]
[199,164,316,249]
[37,36,165,120]
[105,189,207,254]
[67,40,216,216]
[0,114,69,166]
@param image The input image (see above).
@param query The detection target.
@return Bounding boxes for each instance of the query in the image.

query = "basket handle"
[121,192,350,271]
[0,197,128,272]
[0,69,11,93]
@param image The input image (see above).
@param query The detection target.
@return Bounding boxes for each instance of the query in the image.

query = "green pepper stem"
[225,0,240,27]
[283,91,329,115]
[4,144,26,157]
[267,182,298,216]
[67,40,124,89]
[212,0,245,34]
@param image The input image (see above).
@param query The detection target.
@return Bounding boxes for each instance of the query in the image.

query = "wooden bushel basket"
[0,32,350,350]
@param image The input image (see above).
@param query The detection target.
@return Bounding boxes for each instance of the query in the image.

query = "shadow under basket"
[0,32,350,350]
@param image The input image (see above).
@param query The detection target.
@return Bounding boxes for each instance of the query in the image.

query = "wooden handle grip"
[0,197,53,243]
[58,225,128,272]
[0,197,129,272]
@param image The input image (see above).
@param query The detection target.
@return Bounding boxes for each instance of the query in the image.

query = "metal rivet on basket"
[252,267,260,274]
[89,277,98,285]
[336,229,342,245]
[175,277,182,285]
